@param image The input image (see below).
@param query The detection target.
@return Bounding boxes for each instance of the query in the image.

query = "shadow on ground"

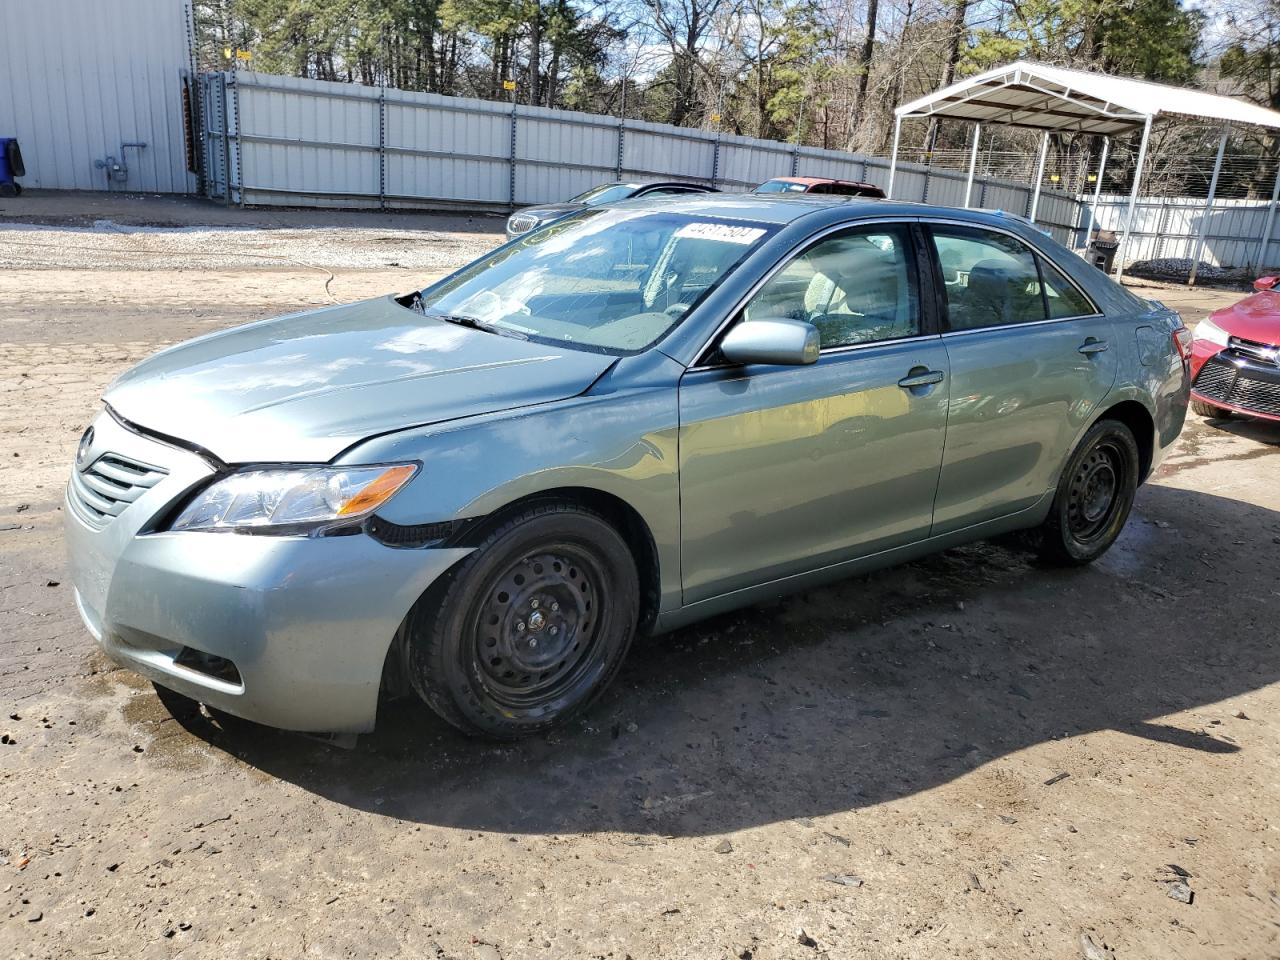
[162,482,1278,837]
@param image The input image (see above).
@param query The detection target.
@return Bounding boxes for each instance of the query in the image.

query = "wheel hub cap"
[1067,442,1124,541]
[474,551,598,706]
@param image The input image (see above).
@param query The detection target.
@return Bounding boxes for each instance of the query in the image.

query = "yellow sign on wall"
[503,79,516,91]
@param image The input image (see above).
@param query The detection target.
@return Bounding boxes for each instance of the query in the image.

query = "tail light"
[1172,326,1193,360]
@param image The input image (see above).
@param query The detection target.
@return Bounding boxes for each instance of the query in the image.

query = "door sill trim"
[656,493,1051,634]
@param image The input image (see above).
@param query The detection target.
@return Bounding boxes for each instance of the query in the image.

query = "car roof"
[607,192,1034,230]
[632,180,716,189]
[761,176,875,188]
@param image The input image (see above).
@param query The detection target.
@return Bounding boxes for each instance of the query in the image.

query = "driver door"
[677,222,950,604]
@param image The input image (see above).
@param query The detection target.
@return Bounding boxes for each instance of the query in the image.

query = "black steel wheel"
[1037,419,1140,565]
[405,502,639,739]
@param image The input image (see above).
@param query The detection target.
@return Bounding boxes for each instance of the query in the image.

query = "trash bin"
[1087,229,1118,273]
[0,138,25,197]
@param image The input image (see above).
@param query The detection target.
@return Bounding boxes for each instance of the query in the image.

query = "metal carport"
[888,61,1280,282]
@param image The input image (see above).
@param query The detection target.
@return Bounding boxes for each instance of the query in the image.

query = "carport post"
[1115,115,1153,283]
[1188,131,1229,287]
[887,114,903,199]
[1082,137,1110,245]
[963,123,981,209]
[1028,131,1050,223]
[1256,159,1280,271]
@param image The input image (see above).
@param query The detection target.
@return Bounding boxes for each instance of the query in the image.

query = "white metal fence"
[197,70,1280,269]
[1086,194,1280,270]
[197,71,1081,245]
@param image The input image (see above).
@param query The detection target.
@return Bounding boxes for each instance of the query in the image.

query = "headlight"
[170,463,418,534]
[1193,316,1230,347]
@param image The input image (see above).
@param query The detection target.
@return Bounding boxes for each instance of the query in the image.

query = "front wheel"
[1191,398,1231,419]
[404,503,639,739]
[1036,419,1140,566]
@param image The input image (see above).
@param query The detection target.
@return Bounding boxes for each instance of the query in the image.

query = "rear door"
[678,222,950,603]
[925,223,1118,534]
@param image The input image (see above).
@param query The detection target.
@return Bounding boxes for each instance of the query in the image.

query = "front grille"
[507,213,539,235]
[1193,355,1280,416]
[1228,336,1279,366]
[69,453,168,529]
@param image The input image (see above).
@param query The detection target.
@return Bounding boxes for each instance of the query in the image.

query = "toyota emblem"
[76,426,95,468]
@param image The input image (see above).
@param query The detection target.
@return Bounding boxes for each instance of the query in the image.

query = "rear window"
[755,179,807,194]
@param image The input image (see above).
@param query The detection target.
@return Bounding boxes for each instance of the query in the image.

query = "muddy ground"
[2,195,1279,960]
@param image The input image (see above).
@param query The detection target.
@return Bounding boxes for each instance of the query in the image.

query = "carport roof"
[895,61,1280,136]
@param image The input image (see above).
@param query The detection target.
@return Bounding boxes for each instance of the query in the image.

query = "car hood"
[1210,288,1280,345]
[104,296,616,463]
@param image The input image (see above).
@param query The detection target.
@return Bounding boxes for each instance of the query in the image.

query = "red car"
[1189,276,1280,421]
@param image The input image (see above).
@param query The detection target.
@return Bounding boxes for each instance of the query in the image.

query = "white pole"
[1188,131,1229,287]
[887,114,903,199]
[1083,137,1110,247]
[1115,115,1153,282]
[964,123,981,209]
[1256,159,1280,272]
[1028,130,1050,223]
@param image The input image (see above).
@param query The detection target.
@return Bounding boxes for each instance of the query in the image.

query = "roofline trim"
[894,60,1280,133]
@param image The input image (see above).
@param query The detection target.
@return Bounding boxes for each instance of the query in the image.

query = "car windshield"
[570,183,638,205]
[755,179,807,194]
[417,208,777,353]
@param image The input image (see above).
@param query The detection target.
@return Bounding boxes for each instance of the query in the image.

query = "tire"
[1191,398,1231,419]
[1037,419,1140,566]
[152,681,201,723]
[151,681,255,736]
[404,502,639,739]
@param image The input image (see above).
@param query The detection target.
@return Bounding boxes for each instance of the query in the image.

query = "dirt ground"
[2,195,1279,960]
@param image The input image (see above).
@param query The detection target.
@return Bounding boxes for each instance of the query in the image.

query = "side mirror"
[720,318,821,366]
[1254,276,1278,291]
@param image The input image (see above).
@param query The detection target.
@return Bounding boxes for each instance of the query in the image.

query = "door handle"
[1078,338,1109,355]
[898,369,945,389]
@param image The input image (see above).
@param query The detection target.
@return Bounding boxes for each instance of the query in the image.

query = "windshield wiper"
[430,313,527,340]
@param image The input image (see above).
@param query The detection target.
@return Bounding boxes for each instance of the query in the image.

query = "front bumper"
[1191,347,1280,422]
[65,411,471,733]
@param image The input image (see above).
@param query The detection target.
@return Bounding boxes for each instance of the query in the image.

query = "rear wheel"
[1037,419,1140,566]
[1191,397,1231,419]
[404,502,639,739]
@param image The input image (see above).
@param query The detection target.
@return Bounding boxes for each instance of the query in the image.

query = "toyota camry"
[65,196,1190,739]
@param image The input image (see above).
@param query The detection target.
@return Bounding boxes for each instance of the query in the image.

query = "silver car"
[505,180,718,239]
[65,196,1190,739]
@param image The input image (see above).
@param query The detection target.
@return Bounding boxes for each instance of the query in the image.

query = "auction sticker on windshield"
[674,223,768,244]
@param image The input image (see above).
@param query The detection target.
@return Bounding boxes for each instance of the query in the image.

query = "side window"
[1039,256,1097,318]
[930,226,1047,331]
[742,225,920,349]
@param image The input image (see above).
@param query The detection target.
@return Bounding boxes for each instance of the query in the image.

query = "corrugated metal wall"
[199,70,1280,269]
[206,71,1082,247]
[1087,194,1280,270]
[0,0,195,193]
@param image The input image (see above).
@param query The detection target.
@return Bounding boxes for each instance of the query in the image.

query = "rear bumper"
[65,411,471,733]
